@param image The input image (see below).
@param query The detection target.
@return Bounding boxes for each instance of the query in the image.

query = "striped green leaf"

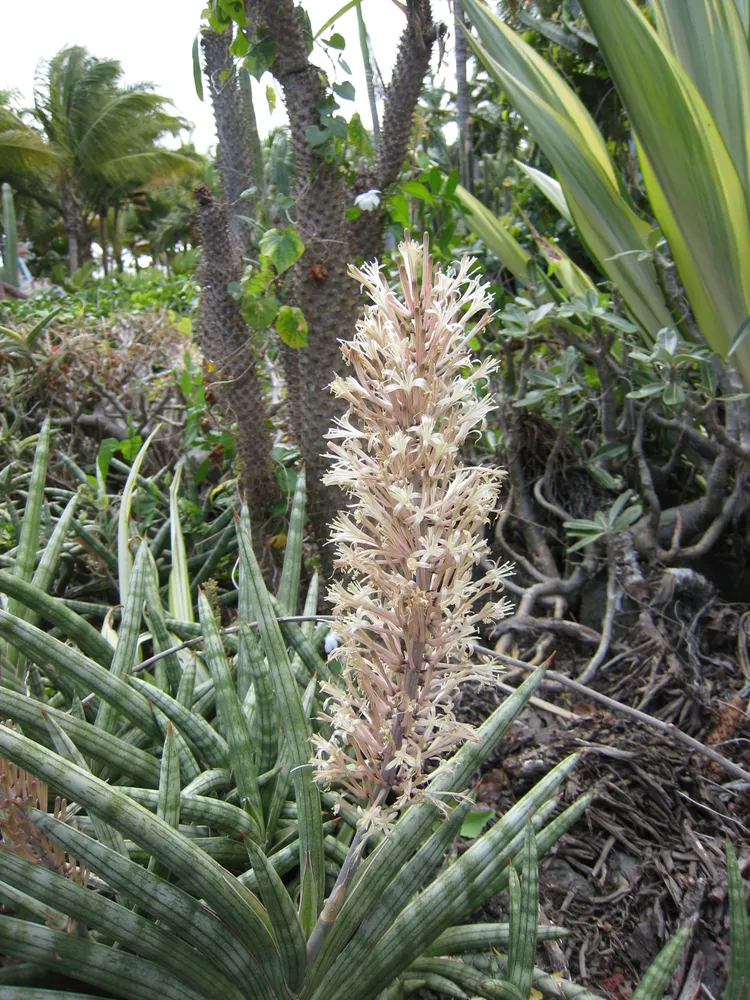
[0,687,159,785]
[0,852,246,1000]
[462,0,674,341]
[28,807,261,992]
[516,161,573,223]
[5,417,50,673]
[455,183,532,286]
[726,839,750,1000]
[183,767,231,796]
[277,466,306,615]
[41,709,129,856]
[0,990,112,999]
[152,704,200,785]
[168,463,194,623]
[190,509,236,594]
[0,725,284,996]
[578,0,750,387]
[309,664,551,987]
[6,418,49,621]
[301,571,319,639]
[236,505,325,913]
[312,755,579,1000]
[407,958,523,1000]
[460,952,605,1000]
[96,540,150,738]
[117,786,261,841]
[146,721,181,880]
[198,591,263,829]
[651,0,750,204]
[0,915,212,1000]
[175,653,196,707]
[129,676,229,767]
[29,492,77,599]
[310,800,471,989]
[630,924,691,1000]
[270,595,332,682]
[238,620,278,776]
[0,612,157,736]
[143,553,183,695]
[0,569,114,667]
[506,825,538,997]
[244,837,307,992]
[423,922,567,956]
[118,426,159,603]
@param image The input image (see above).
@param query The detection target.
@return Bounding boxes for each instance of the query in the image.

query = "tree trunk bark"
[62,182,82,275]
[238,67,265,200]
[0,281,29,300]
[202,27,260,256]
[113,204,123,273]
[100,214,108,276]
[194,184,278,561]
[245,0,441,563]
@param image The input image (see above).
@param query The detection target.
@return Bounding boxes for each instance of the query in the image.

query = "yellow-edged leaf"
[456,184,532,282]
[462,0,674,340]
[537,236,596,298]
[652,0,750,202]
[515,161,573,224]
[579,0,750,386]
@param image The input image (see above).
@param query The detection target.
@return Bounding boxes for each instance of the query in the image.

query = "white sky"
[1,0,457,152]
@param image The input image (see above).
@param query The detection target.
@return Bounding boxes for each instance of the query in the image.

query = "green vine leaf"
[333,81,355,101]
[243,295,280,331]
[306,124,331,147]
[276,306,308,348]
[229,31,250,57]
[259,228,305,274]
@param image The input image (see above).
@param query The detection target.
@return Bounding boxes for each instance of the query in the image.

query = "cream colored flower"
[313,234,513,820]
[354,189,381,212]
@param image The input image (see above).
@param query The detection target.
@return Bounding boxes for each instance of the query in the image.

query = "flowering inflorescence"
[312,234,513,823]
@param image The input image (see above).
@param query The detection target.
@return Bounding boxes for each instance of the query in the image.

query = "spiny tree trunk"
[238,67,265,200]
[245,0,441,562]
[201,27,261,256]
[454,0,473,191]
[194,184,277,559]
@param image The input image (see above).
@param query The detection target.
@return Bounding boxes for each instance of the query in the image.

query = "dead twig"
[578,537,619,684]
[473,642,750,786]
[491,613,616,649]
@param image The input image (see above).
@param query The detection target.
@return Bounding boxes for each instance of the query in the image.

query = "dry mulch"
[448,592,750,1000]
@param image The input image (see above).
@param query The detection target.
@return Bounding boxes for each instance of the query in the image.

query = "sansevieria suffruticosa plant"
[461,0,750,392]
[0,236,744,1000]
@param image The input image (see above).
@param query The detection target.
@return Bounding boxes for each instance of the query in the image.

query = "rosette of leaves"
[0,428,735,1000]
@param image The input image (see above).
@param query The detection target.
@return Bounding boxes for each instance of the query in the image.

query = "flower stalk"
[312,233,513,828]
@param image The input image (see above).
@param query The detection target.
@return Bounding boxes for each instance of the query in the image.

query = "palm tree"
[0,46,194,273]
